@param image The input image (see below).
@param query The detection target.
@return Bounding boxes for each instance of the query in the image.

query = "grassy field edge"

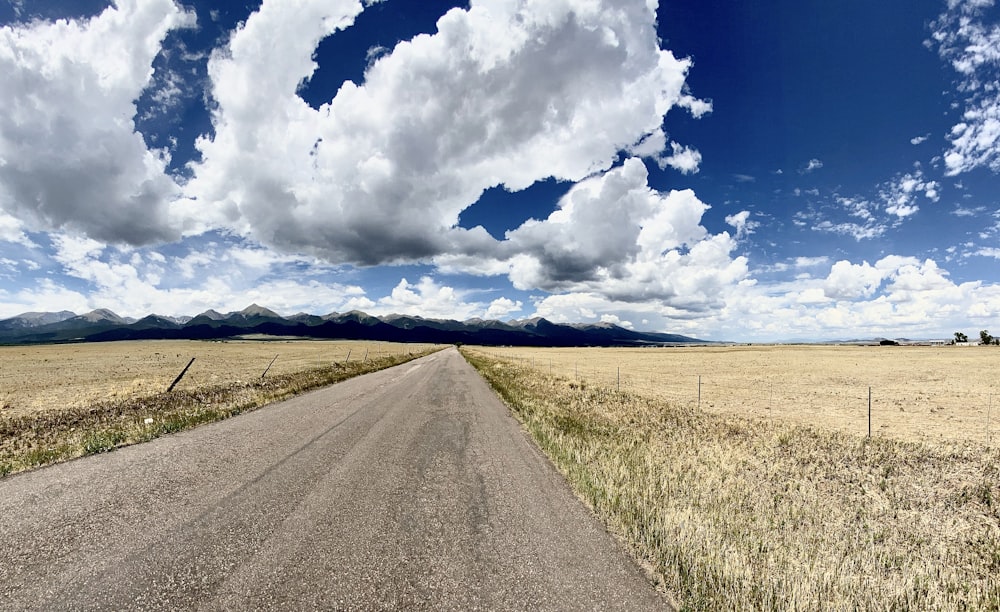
[461,348,1000,611]
[0,347,442,478]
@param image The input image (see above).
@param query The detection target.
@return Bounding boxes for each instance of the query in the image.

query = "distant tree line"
[953,330,1000,345]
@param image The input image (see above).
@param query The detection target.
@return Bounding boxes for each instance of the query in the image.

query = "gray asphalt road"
[0,347,671,611]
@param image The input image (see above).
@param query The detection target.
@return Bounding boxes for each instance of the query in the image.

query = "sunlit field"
[475,344,1000,445]
[462,347,1000,610]
[0,340,440,476]
[0,339,429,418]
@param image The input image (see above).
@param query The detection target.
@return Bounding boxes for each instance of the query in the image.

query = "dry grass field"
[462,347,1000,610]
[0,339,440,476]
[0,339,430,418]
[478,344,1000,446]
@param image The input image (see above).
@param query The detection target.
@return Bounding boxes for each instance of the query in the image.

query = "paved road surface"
[0,347,670,610]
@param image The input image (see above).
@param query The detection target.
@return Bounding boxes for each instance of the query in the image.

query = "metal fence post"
[988,393,993,446]
[868,387,872,439]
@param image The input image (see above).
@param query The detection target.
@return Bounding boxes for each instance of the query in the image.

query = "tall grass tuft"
[462,348,1000,610]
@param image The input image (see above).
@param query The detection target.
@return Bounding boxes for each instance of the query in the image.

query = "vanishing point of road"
[0,347,671,610]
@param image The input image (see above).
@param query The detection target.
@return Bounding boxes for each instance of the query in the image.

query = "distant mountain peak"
[0,306,705,346]
[511,316,548,328]
[78,309,128,324]
[238,304,281,318]
[383,313,424,321]
[132,314,181,329]
[341,310,381,321]
[576,321,618,330]
[0,310,76,328]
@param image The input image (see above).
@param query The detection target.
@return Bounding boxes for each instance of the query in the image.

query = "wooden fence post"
[261,354,278,379]
[167,358,195,392]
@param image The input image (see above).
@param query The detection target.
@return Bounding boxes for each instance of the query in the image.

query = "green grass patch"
[82,429,128,454]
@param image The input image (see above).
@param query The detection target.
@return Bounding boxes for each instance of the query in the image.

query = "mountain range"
[0,305,705,347]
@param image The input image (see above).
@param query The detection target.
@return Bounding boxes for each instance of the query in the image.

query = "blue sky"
[1,0,1000,341]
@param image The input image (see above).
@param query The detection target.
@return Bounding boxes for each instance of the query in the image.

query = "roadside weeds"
[0,349,439,478]
[461,348,1000,611]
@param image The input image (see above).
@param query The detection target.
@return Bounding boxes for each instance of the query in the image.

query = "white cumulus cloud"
[823,260,885,300]
[485,297,523,319]
[0,0,194,244]
[879,166,940,218]
[186,0,706,265]
[931,0,1000,175]
[657,141,703,174]
[2,232,370,319]
[800,158,824,173]
[478,158,750,313]
[356,276,523,321]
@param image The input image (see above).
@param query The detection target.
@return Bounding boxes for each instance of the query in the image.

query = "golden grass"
[462,348,1000,610]
[0,340,441,476]
[477,345,1000,446]
[0,339,429,418]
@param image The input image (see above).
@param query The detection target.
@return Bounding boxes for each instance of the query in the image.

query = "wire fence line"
[0,341,442,418]
[483,351,996,446]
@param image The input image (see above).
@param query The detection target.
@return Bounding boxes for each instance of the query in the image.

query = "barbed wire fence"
[483,350,996,447]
